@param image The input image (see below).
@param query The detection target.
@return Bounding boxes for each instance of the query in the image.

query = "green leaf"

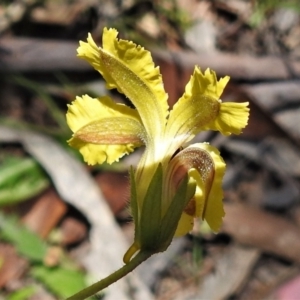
[0,212,47,262]
[159,175,196,250]
[0,157,50,206]
[7,286,36,300]
[140,163,163,250]
[31,265,87,299]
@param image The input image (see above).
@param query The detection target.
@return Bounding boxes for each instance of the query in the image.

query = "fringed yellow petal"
[66,94,144,165]
[166,66,249,140]
[166,67,228,151]
[180,67,229,103]
[67,94,142,132]
[77,33,102,72]
[200,68,230,99]
[77,29,169,140]
[174,212,194,237]
[68,138,136,165]
[203,102,250,136]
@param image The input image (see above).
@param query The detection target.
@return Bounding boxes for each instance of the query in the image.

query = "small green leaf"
[0,212,47,262]
[7,286,36,300]
[0,157,49,206]
[31,265,86,299]
[140,163,163,250]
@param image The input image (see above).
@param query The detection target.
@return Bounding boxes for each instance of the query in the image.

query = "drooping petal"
[77,29,168,141]
[198,143,226,231]
[202,101,250,135]
[166,67,228,152]
[66,94,145,164]
[168,143,226,235]
[174,212,194,236]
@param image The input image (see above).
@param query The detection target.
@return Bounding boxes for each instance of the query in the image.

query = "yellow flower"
[66,28,249,263]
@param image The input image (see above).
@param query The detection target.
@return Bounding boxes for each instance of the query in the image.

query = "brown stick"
[1,37,299,81]
[222,203,300,263]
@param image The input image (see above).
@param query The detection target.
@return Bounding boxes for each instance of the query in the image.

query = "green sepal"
[140,163,163,251]
[159,176,196,251]
[129,166,139,240]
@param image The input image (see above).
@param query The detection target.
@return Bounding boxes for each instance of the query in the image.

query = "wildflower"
[66,28,249,263]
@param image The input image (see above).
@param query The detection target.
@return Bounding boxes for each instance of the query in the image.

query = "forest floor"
[1,1,300,299]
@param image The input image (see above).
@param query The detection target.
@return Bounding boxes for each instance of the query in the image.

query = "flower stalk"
[66,251,152,300]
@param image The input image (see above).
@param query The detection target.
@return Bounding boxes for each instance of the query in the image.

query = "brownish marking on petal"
[172,164,189,188]
[184,197,196,216]
[171,147,215,218]
[172,147,215,192]
[76,132,142,145]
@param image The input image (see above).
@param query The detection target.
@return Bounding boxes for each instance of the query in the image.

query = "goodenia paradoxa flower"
[66,28,249,265]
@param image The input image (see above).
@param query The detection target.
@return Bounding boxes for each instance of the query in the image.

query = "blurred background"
[1,0,300,299]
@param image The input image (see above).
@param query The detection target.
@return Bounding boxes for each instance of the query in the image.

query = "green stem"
[66,251,152,300]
